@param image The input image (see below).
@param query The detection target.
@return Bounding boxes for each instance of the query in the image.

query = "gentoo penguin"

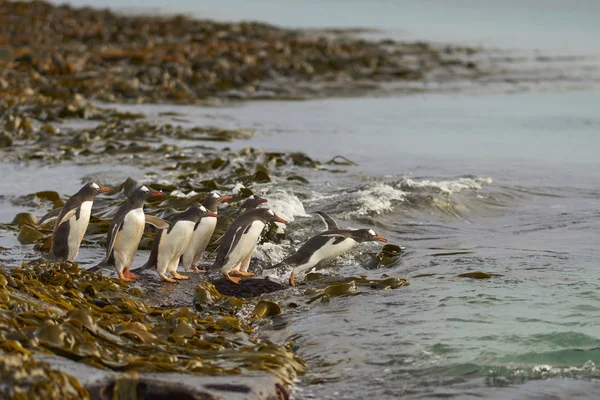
[211,208,287,284]
[180,192,232,273]
[48,182,112,262]
[239,194,267,213]
[89,186,168,281]
[211,194,269,247]
[143,205,217,283]
[277,212,387,286]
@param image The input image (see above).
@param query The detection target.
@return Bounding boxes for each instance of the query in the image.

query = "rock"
[0,132,13,148]
[33,354,290,400]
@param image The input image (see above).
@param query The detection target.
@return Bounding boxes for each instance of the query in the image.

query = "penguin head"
[198,205,218,218]
[351,228,387,243]
[80,182,112,199]
[240,194,268,213]
[131,186,165,202]
[255,208,287,225]
[202,192,233,212]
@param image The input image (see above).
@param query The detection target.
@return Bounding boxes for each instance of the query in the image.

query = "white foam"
[345,183,407,218]
[169,190,199,198]
[261,189,308,223]
[231,182,246,194]
[399,177,492,195]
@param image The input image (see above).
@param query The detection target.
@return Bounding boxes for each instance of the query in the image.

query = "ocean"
[11,1,600,398]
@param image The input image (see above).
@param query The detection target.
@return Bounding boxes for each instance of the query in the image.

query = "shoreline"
[1,1,600,399]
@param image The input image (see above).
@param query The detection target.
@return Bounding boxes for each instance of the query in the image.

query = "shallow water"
[4,89,600,398]
[8,1,600,397]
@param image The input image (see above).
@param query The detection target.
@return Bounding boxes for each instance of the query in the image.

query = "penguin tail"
[87,260,106,272]
[263,260,293,270]
[131,261,153,273]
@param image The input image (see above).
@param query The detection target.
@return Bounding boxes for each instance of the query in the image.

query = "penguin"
[180,192,232,273]
[211,194,268,247]
[211,208,287,284]
[275,212,387,286]
[89,186,168,281]
[239,194,267,213]
[142,205,217,283]
[47,182,112,262]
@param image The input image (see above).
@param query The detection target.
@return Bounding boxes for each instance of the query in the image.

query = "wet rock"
[212,277,287,298]
[0,132,13,148]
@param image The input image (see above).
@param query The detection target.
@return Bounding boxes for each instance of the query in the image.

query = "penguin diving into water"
[211,208,287,284]
[180,192,232,273]
[89,186,167,281]
[141,205,217,283]
[44,182,112,262]
[273,211,387,286]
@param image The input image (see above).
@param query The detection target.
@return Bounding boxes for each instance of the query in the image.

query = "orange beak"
[274,215,287,224]
[220,195,233,202]
[257,198,268,204]
[289,272,296,287]
[375,235,387,243]
[99,186,112,193]
[207,211,218,218]
[150,190,165,197]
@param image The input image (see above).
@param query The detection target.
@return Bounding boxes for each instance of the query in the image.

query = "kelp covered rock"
[0,263,305,396]
[0,353,89,399]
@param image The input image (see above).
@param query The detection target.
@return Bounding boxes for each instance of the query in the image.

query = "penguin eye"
[368,229,376,236]
[92,183,100,191]
[249,195,255,199]
[267,210,274,217]
[212,193,220,198]
[141,186,149,192]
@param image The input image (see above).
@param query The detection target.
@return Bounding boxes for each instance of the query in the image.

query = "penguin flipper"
[145,215,169,230]
[56,207,78,228]
[103,220,123,265]
[315,211,339,230]
[211,226,244,271]
[38,208,63,225]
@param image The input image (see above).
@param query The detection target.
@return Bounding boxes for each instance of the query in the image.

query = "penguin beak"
[207,211,218,218]
[150,190,165,197]
[220,195,232,202]
[99,186,112,193]
[257,198,268,204]
[375,235,387,243]
[273,215,287,224]
[289,272,296,287]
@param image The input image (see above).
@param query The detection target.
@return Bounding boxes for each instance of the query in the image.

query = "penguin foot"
[118,271,135,282]
[224,272,241,284]
[160,273,177,283]
[289,272,296,287]
[229,271,255,277]
[191,265,206,273]
[171,271,189,280]
[123,267,139,280]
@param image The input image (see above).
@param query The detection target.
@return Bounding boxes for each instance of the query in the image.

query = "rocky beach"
[2,1,600,399]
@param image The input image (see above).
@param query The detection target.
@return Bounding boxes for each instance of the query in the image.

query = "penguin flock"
[38,182,388,286]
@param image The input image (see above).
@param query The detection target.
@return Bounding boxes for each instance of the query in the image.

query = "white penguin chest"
[69,201,92,242]
[311,237,358,264]
[116,208,145,249]
[162,221,195,252]
[66,200,93,260]
[191,217,217,245]
[227,221,265,261]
